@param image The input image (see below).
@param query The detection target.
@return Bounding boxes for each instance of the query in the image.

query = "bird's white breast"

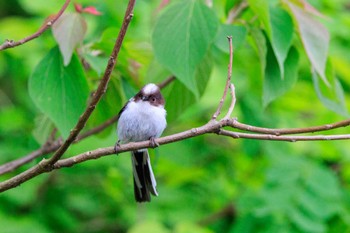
[117,101,167,143]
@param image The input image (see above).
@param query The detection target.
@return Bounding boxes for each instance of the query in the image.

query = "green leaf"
[263,43,299,107]
[163,52,213,122]
[152,0,218,98]
[214,24,247,53]
[287,2,329,85]
[249,27,267,78]
[29,47,89,138]
[269,6,293,77]
[247,0,271,35]
[52,13,87,66]
[311,68,349,117]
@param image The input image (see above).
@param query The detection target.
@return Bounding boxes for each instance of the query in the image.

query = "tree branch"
[229,119,350,135]
[0,0,71,51]
[157,75,176,89]
[212,36,233,120]
[223,84,236,119]
[218,129,350,141]
[226,0,248,24]
[0,0,136,186]
[0,141,60,176]
[1,23,350,194]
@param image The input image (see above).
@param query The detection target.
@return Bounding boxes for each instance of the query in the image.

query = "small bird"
[116,83,167,202]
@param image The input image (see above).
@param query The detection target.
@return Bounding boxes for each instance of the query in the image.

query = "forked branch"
[0,0,71,51]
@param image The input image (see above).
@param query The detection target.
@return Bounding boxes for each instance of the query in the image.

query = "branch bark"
[212,36,233,120]
[0,0,71,51]
[3,115,350,192]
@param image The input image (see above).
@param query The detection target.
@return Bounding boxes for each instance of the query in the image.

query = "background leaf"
[28,47,89,138]
[152,0,218,98]
[249,27,267,78]
[263,44,299,107]
[247,0,271,35]
[52,13,87,66]
[287,2,329,84]
[311,68,348,117]
[269,6,294,77]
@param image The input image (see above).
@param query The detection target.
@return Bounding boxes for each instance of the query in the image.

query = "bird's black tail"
[131,150,158,202]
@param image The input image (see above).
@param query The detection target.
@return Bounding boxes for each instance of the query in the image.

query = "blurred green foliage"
[1,0,350,232]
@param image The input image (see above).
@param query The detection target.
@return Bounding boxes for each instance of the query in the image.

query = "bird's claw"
[114,140,121,155]
[149,137,159,148]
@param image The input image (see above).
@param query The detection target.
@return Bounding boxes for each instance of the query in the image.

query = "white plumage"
[117,100,166,143]
[116,83,166,202]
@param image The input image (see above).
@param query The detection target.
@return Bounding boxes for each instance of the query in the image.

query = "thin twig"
[157,75,176,89]
[230,119,350,135]
[218,130,350,141]
[226,0,248,24]
[0,142,60,175]
[212,36,233,120]
[0,0,71,51]
[223,84,236,119]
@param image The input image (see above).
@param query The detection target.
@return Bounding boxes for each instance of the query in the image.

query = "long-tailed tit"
[116,83,167,202]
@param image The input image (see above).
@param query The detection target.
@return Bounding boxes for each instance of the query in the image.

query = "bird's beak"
[142,96,149,101]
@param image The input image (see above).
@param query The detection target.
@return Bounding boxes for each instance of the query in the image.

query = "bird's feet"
[114,140,121,155]
[149,137,159,148]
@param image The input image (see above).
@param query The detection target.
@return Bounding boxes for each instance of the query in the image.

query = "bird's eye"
[152,97,156,102]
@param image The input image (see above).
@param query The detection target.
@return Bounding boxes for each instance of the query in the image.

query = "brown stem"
[230,119,350,135]
[218,129,350,141]
[157,75,176,89]
[212,36,233,120]
[226,0,248,24]
[0,0,71,51]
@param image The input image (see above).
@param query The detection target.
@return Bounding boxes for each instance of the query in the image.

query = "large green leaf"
[287,2,329,85]
[29,47,89,138]
[152,0,218,98]
[247,0,271,35]
[269,6,293,78]
[163,52,213,122]
[249,27,267,78]
[249,3,293,79]
[263,42,299,107]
